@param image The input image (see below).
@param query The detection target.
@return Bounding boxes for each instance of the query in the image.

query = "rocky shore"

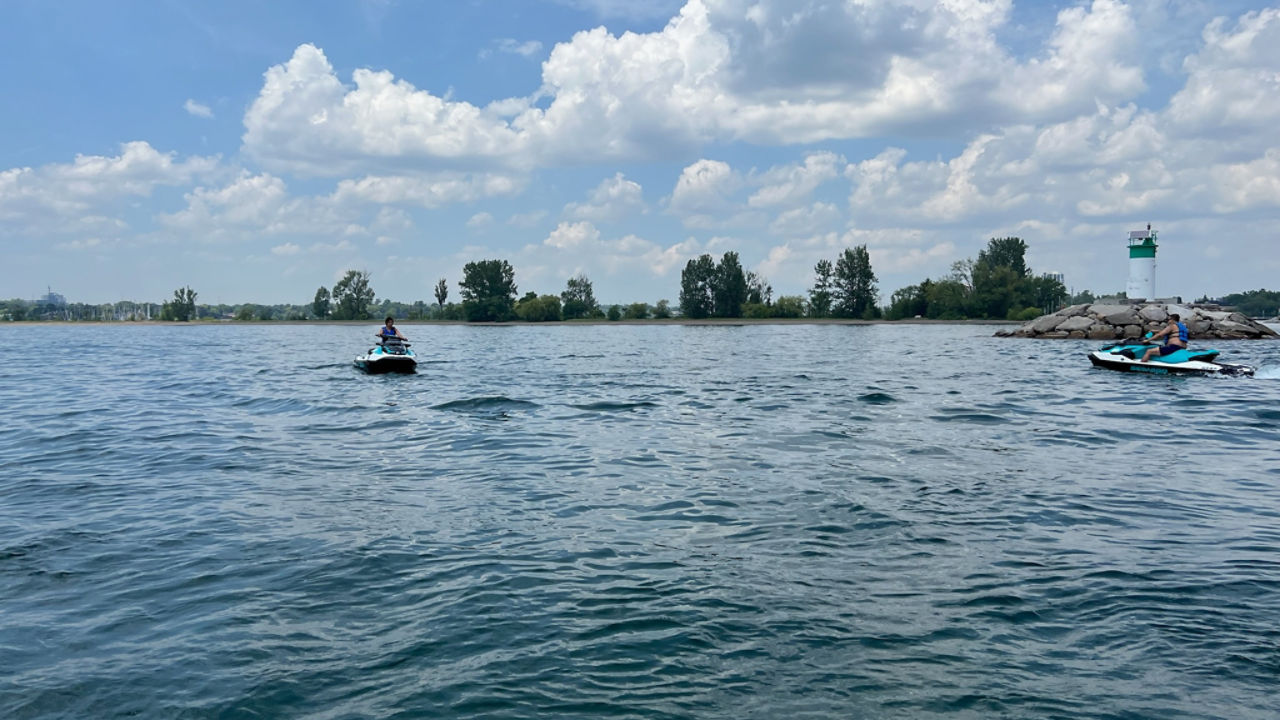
[996,302,1279,340]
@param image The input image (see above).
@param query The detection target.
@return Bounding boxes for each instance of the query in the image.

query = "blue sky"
[3,0,1279,306]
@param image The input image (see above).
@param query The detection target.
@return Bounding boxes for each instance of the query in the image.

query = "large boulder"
[1028,314,1064,333]
[997,302,1280,340]
[1056,316,1095,332]
[1092,304,1140,325]
[1139,306,1168,323]
[1218,320,1258,335]
[1187,318,1212,335]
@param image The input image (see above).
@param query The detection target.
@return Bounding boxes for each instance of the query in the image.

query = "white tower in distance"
[1126,224,1157,301]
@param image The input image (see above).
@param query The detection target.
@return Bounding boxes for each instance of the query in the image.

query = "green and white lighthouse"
[1126,224,1157,301]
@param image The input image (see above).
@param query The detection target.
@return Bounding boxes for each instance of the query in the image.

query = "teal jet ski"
[1089,336,1254,376]
[355,336,417,374]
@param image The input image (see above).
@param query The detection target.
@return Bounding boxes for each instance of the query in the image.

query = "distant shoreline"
[7,318,1023,328]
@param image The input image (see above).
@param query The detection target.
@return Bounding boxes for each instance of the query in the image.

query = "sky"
[2,0,1278,306]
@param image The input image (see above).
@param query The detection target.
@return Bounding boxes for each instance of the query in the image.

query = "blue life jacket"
[381,326,397,337]
[1177,322,1188,343]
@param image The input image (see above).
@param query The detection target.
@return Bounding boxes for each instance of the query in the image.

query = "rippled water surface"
[3,323,1279,719]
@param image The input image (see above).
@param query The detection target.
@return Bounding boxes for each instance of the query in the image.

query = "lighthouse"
[1126,224,1157,301]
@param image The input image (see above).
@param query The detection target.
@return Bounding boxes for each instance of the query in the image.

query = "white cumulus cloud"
[565,173,646,221]
[184,99,214,118]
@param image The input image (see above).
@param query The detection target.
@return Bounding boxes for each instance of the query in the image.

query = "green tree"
[886,281,931,320]
[925,279,968,319]
[561,274,601,319]
[971,237,1029,318]
[2,300,29,321]
[745,271,772,305]
[1028,274,1068,314]
[970,263,1021,319]
[515,293,563,322]
[978,237,1029,278]
[713,251,748,318]
[624,302,649,320]
[606,304,621,321]
[331,270,375,320]
[949,258,975,293]
[235,304,256,322]
[774,295,806,318]
[679,254,716,319]
[459,259,517,322]
[1219,289,1280,317]
[168,286,197,321]
[808,259,834,318]
[434,278,448,308]
[833,246,878,318]
[652,299,672,319]
[312,286,330,319]
[1069,289,1096,305]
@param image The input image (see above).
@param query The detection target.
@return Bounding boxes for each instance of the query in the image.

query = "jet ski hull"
[355,355,417,374]
[355,341,417,374]
[1088,351,1253,376]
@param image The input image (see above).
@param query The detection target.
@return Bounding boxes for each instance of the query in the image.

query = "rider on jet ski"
[380,316,407,342]
[1141,313,1187,362]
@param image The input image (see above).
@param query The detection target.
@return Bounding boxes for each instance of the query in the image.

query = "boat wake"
[1253,365,1280,380]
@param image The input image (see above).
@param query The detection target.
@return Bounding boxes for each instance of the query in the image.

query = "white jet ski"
[1088,338,1254,376]
[355,336,417,374]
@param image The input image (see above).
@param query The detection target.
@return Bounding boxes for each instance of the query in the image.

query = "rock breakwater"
[996,303,1279,340]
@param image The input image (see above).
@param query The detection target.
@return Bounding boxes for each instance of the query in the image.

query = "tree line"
[882,237,1067,321]
[35,236,1280,324]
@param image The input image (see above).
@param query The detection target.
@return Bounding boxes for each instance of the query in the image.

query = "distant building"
[1042,271,1065,285]
[39,286,66,306]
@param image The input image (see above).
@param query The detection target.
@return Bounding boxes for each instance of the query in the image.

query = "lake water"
[2,323,1279,719]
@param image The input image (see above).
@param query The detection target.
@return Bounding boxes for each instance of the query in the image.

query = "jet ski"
[1088,336,1254,376]
[355,336,417,374]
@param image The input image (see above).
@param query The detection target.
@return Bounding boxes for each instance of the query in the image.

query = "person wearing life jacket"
[378,316,406,342]
[1142,313,1188,362]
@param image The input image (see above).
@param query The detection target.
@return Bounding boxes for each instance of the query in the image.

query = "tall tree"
[970,237,1030,318]
[808,259,834,318]
[970,263,1021,319]
[561,274,601,320]
[745,271,772,305]
[331,270,375,320]
[712,251,747,318]
[679,254,717,319]
[1028,274,1068,314]
[948,258,975,293]
[434,278,448,308]
[977,237,1029,279]
[833,246,878,318]
[312,286,331,319]
[169,286,197,321]
[459,259,517,322]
